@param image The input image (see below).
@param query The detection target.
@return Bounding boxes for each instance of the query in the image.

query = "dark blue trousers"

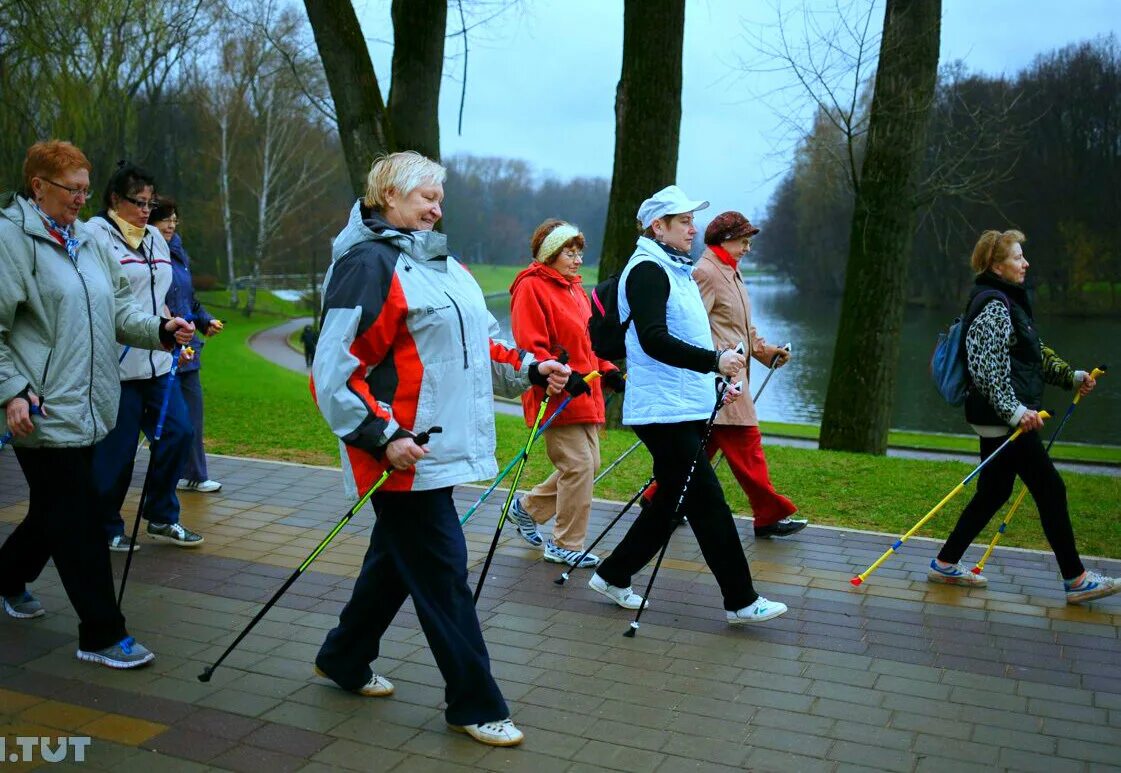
[94,374,193,538]
[178,369,209,481]
[316,487,509,726]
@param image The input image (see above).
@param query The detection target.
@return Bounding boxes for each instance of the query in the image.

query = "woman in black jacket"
[928,229,1117,605]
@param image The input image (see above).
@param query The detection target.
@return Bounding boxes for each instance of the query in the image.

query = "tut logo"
[1,736,91,763]
[424,304,451,315]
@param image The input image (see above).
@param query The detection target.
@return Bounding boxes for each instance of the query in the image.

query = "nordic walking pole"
[850,411,1052,587]
[199,425,442,682]
[753,343,791,403]
[555,474,656,585]
[473,396,553,603]
[972,365,1107,574]
[624,378,741,637]
[713,342,792,471]
[595,440,642,485]
[459,371,600,527]
[118,340,192,608]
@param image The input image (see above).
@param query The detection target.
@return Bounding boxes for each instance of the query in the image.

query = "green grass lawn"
[760,420,1121,465]
[195,312,1121,559]
[459,262,596,295]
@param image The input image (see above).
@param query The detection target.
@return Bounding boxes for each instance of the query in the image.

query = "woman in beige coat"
[691,212,806,538]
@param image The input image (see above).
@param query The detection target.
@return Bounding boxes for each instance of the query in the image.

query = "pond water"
[487,275,1121,445]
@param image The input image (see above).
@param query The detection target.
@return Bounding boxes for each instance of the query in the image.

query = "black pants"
[0,446,127,650]
[938,430,1084,580]
[597,421,758,611]
[315,487,508,725]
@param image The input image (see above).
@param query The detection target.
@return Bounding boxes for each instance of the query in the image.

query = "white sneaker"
[928,559,988,587]
[449,718,524,747]
[1065,570,1121,604]
[727,596,788,625]
[588,573,647,610]
[177,479,222,493]
[314,666,393,696]
[543,540,600,568]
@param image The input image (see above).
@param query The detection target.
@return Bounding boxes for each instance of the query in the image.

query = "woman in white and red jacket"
[506,220,624,568]
[310,152,570,749]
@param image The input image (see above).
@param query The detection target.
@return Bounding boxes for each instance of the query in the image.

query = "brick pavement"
[0,450,1119,772]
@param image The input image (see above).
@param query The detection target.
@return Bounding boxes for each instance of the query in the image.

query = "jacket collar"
[334,199,450,269]
[975,271,1033,318]
[90,210,157,254]
[509,260,580,295]
[0,192,94,248]
[633,236,695,273]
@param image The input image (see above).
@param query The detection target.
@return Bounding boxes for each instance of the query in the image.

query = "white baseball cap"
[636,185,709,229]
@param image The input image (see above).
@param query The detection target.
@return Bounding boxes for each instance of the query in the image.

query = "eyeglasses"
[559,249,584,260]
[123,195,159,211]
[156,217,179,226]
[39,178,91,200]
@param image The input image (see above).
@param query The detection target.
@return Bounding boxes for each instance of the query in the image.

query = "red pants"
[644,425,796,527]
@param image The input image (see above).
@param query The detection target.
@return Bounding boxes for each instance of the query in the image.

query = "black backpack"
[587,273,632,361]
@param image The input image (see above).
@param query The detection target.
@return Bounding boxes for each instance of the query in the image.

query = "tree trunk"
[598,0,685,280]
[303,0,392,195]
[818,0,942,454]
[388,0,446,160]
[219,111,238,308]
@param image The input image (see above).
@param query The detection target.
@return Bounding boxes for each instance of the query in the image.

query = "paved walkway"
[1,450,1119,772]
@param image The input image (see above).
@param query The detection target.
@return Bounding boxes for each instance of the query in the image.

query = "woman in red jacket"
[508,220,625,567]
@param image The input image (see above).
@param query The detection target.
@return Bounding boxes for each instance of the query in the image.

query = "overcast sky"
[354,0,1119,230]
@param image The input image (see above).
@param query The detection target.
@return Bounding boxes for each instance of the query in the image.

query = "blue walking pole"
[459,371,601,527]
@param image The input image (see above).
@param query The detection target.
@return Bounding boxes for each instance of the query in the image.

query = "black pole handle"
[414,426,442,445]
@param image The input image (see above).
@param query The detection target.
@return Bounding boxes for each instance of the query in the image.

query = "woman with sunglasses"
[87,162,204,551]
[0,140,195,668]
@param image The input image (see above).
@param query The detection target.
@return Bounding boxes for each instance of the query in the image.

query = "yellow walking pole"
[972,366,1107,574]
[850,411,1051,587]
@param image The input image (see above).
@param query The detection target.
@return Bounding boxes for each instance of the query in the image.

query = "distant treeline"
[754,37,1121,314]
[0,1,608,299]
[442,156,609,266]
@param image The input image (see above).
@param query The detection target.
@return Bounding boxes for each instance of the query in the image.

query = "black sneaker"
[147,522,204,547]
[754,518,808,539]
[108,535,139,553]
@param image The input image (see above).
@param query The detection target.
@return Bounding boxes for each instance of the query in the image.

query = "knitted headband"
[535,223,581,263]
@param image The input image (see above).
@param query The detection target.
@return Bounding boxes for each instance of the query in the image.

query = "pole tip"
[622,625,637,638]
[970,566,982,574]
[554,575,568,585]
[197,669,213,683]
[849,576,863,586]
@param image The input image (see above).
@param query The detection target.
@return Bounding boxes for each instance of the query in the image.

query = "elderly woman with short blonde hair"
[310,151,570,747]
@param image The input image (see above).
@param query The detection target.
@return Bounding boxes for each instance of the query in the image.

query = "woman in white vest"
[588,186,788,625]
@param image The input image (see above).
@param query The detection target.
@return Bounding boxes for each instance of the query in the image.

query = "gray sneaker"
[544,541,600,568]
[507,497,543,547]
[108,534,140,553]
[147,522,204,547]
[3,591,45,619]
[76,636,155,669]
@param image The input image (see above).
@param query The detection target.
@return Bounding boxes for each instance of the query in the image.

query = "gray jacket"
[0,193,163,447]
[87,214,174,382]
[313,202,536,497]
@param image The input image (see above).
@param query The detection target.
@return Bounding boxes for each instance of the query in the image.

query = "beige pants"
[521,423,601,551]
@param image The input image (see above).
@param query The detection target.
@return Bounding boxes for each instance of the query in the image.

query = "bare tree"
[240,5,336,315]
[818,0,942,454]
[303,0,392,194]
[388,0,447,160]
[599,0,686,278]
